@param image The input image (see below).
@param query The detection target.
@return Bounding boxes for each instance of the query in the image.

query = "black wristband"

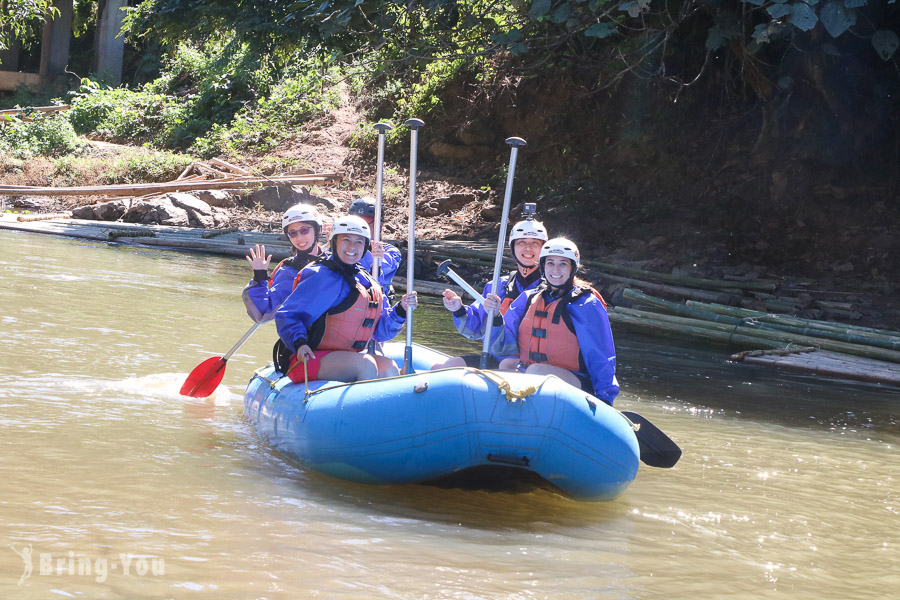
[253,269,269,282]
[452,306,467,318]
[394,303,407,319]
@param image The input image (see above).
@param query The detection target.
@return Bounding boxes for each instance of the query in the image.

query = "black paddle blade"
[180,356,227,397]
[621,410,682,469]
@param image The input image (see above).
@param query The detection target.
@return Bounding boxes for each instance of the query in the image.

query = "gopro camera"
[522,203,537,219]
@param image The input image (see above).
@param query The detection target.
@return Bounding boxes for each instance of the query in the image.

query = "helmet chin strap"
[515,257,539,272]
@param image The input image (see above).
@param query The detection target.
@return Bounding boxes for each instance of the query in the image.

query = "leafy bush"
[189,55,341,157]
[67,79,188,146]
[50,147,193,186]
[0,113,85,158]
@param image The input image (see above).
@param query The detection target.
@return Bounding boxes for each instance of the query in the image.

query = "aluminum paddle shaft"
[372,122,392,283]
[367,122,392,355]
[480,137,526,369]
[404,118,425,373]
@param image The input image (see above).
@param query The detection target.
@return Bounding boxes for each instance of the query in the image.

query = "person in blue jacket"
[432,218,548,369]
[484,238,620,405]
[242,203,325,322]
[275,215,417,384]
[347,197,402,292]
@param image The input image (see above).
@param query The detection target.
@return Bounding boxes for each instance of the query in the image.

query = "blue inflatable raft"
[243,343,641,501]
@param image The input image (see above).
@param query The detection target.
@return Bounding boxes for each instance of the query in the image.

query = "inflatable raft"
[243,343,641,501]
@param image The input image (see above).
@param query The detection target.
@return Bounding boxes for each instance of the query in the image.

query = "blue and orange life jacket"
[517,285,607,372]
[306,262,384,352]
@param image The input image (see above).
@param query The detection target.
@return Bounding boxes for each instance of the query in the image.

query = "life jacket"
[268,248,321,288]
[518,285,607,372]
[498,268,541,314]
[499,275,518,314]
[306,261,384,351]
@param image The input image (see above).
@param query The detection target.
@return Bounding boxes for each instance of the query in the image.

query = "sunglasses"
[287,226,314,238]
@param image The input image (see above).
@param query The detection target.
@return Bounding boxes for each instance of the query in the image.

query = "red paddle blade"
[180,356,228,397]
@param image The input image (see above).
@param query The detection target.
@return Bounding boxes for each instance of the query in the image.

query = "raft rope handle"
[253,366,281,388]
[302,355,310,400]
[472,368,555,402]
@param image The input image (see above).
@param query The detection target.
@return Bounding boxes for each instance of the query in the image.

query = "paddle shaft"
[372,123,391,283]
[224,317,267,362]
[442,265,483,307]
[404,118,425,372]
[368,122,392,355]
[480,137,526,368]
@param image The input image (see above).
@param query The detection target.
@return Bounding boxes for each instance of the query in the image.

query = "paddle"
[367,122,392,355]
[480,137,526,369]
[180,318,266,397]
[403,118,425,374]
[621,410,683,468]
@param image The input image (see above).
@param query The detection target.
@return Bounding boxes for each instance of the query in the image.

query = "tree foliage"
[0,0,59,50]
[122,1,899,100]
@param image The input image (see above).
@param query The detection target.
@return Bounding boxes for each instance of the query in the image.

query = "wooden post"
[94,0,127,85]
[39,0,74,84]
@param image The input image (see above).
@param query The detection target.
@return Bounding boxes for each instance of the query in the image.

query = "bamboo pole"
[687,300,900,341]
[613,306,900,363]
[607,309,786,350]
[627,289,900,351]
[16,213,72,222]
[0,105,70,116]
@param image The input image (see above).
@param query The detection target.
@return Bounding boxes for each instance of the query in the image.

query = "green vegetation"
[0,113,85,158]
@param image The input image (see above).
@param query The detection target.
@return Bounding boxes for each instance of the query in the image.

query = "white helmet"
[329,215,371,241]
[282,204,323,231]
[508,219,549,250]
[539,238,580,269]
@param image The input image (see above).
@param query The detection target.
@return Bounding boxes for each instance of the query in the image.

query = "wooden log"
[209,157,251,176]
[192,162,230,179]
[736,349,900,387]
[0,173,342,197]
[176,162,195,180]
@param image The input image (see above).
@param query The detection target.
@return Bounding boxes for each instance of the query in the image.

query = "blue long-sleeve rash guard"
[275,261,407,353]
[490,286,620,405]
[358,242,402,290]
[451,271,541,341]
[241,248,325,323]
